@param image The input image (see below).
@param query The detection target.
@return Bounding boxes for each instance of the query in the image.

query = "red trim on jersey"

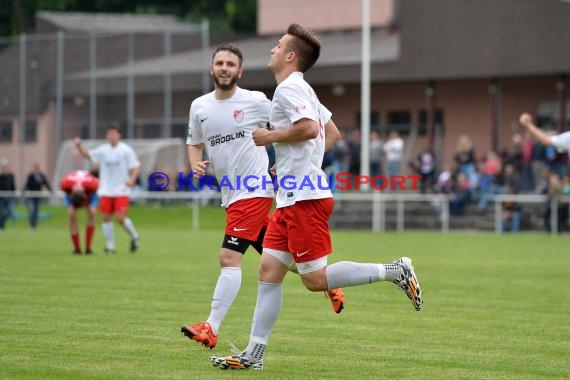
[263,198,334,263]
[224,197,273,241]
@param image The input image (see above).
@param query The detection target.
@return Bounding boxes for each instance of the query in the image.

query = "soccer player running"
[60,170,99,255]
[75,124,141,253]
[210,24,423,371]
[519,112,570,151]
[180,43,346,350]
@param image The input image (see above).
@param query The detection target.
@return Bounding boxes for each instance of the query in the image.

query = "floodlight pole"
[360,0,371,191]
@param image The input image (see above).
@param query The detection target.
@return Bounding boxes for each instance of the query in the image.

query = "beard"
[213,74,239,91]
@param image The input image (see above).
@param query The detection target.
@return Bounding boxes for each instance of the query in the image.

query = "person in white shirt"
[210,23,423,371]
[519,112,570,151]
[180,43,346,350]
[75,124,140,253]
[383,130,404,178]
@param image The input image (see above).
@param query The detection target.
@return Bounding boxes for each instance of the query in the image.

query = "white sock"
[122,218,139,240]
[206,267,241,334]
[326,261,401,289]
[245,282,282,361]
[102,222,115,250]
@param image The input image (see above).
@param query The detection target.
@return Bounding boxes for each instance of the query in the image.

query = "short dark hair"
[286,23,321,72]
[107,122,121,133]
[70,190,86,208]
[212,43,243,67]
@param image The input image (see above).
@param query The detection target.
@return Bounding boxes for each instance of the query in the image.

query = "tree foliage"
[0,0,256,37]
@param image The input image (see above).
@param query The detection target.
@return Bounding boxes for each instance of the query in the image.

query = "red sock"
[85,225,95,251]
[71,232,81,251]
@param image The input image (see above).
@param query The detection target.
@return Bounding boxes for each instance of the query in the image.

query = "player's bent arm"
[187,144,208,176]
[128,166,141,187]
[324,119,341,152]
[272,118,319,143]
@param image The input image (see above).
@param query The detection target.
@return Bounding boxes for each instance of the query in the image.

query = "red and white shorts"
[99,196,130,215]
[225,197,273,241]
[263,198,334,267]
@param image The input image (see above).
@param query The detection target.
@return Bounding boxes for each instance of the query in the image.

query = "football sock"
[122,218,139,240]
[326,261,394,289]
[206,267,241,334]
[381,262,403,282]
[85,225,95,251]
[71,232,81,251]
[102,222,115,250]
[246,281,282,360]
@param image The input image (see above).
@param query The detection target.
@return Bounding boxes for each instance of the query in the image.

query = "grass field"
[1,204,569,379]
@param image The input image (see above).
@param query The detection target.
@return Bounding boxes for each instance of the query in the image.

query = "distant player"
[60,170,99,255]
[180,43,346,350]
[75,123,141,253]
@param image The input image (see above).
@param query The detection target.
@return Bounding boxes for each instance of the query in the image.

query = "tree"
[0,0,257,37]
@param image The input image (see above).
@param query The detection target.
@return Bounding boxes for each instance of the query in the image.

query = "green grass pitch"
[1,204,569,379]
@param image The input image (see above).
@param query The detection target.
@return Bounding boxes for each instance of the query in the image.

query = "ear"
[209,64,213,76]
[286,51,295,63]
[237,67,244,79]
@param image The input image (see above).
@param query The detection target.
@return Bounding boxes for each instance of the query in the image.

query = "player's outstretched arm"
[519,112,553,146]
[74,138,92,161]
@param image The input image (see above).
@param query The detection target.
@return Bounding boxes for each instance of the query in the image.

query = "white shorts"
[264,248,328,275]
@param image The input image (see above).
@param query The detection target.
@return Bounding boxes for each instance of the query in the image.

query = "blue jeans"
[502,211,521,233]
[27,198,41,228]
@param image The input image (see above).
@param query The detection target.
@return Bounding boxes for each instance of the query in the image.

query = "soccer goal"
[53,138,186,189]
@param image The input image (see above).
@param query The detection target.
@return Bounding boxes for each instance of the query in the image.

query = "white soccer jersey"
[551,131,570,152]
[270,71,333,208]
[90,142,140,197]
[187,87,275,207]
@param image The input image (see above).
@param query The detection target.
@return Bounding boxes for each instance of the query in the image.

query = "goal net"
[53,138,186,189]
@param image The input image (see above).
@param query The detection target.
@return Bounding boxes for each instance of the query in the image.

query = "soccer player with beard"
[180,43,346,350]
[210,25,423,371]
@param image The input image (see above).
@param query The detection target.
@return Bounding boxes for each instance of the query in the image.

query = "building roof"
[63,28,399,95]
[36,11,200,33]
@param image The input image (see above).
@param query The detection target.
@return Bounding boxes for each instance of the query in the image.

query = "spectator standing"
[24,163,53,229]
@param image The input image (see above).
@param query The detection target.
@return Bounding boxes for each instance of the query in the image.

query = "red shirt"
[60,171,99,198]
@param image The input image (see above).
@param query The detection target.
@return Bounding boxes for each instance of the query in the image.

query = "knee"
[218,250,241,268]
[301,275,327,292]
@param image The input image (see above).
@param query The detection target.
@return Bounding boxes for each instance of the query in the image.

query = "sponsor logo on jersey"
[207,131,246,147]
[233,109,244,122]
[294,105,306,113]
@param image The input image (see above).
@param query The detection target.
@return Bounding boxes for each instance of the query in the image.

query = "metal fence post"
[55,31,64,161]
[18,34,27,183]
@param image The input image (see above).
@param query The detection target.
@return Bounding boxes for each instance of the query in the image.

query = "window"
[418,109,445,135]
[0,121,12,143]
[24,120,37,143]
[171,120,188,140]
[387,110,412,135]
[141,123,161,139]
[356,111,380,132]
[536,102,570,131]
